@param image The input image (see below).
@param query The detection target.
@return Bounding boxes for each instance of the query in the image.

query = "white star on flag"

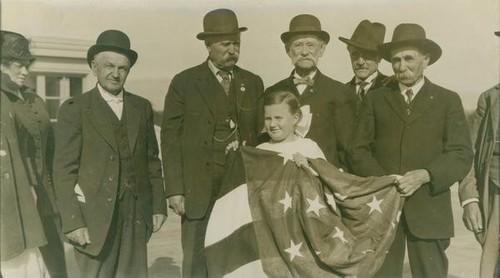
[284,240,303,261]
[279,191,293,213]
[366,195,384,215]
[325,193,337,212]
[278,153,293,165]
[332,226,348,244]
[306,195,325,217]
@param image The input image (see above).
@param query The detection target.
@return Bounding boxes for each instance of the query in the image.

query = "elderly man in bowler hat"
[339,20,389,118]
[349,23,473,277]
[265,14,353,169]
[161,9,264,277]
[53,29,167,277]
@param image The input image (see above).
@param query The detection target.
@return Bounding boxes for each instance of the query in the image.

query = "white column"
[36,75,46,100]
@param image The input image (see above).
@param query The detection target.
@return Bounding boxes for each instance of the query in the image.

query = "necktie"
[405,89,414,106]
[218,70,231,95]
[357,81,369,100]
[293,76,314,86]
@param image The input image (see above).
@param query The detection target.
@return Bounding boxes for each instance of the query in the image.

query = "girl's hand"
[292,153,309,168]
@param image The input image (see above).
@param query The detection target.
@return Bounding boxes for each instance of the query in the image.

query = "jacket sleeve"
[348,94,387,177]
[52,99,86,233]
[145,101,167,215]
[458,91,486,202]
[425,93,473,195]
[161,75,186,198]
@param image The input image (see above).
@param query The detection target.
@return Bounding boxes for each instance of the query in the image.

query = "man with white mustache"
[265,14,353,170]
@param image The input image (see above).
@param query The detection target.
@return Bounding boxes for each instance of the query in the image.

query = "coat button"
[71,215,76,219]
[3,172,10,179]
[110,155,115,161]
[108,176,114,181]
[107,197,113,202]
[0,150,6,156]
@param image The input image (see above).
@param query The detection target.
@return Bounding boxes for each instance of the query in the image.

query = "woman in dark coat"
[0,30,66,277]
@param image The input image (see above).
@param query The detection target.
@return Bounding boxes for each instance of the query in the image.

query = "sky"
[1,0,499,111]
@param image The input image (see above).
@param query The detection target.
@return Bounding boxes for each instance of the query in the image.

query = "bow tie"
[293,76,314,86]
[106,98,123,104]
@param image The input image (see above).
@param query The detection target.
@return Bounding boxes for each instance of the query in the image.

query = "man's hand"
[169,195,185,216]
[66,227,91,246]
[225,140,240,154]
[462,202,483,234]
[152,214,167,232]
[396,169,430,197]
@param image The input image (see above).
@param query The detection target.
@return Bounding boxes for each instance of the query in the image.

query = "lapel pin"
[240,84,246,92]
[430,96,434,99]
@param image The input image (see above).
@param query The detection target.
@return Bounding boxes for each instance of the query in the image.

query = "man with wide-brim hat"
[161,8,264,277]
[349,23,473,278]
[53,29,167,277]
[339,20,389,119]
[265,14,354,169]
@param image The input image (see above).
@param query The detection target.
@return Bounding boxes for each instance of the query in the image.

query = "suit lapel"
[383,86,408,122]
[86,89,118,153]
[488,85,499,137]
[123,92,141,153]
[194,62,218,116]
[406,80,436,124]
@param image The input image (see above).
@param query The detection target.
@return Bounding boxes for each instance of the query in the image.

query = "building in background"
[27,37,93,122]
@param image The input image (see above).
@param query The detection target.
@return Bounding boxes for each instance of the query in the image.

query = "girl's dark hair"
[264,90,302,119]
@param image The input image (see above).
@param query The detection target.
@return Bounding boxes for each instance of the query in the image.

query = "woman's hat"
[87,29,138,67]
[281,14,330,44]
[379,23,442,65]
[196,9,247,40]
[338,20,385,52]
[1,30,35,62]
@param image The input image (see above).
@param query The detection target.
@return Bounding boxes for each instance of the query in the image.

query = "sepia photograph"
[1,0,498,277]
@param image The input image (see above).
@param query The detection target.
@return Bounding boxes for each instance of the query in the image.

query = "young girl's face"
[264,103,300,143]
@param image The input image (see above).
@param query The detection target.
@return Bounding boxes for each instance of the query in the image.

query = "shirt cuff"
[461,198,479,207]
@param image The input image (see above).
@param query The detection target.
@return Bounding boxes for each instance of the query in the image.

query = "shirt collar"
[97,83,123,103]
[293,69,317,80]
[355,71,378,86]
[399,76,425,95]
[208,58,233,77]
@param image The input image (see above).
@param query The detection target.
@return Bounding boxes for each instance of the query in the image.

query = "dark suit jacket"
[161,61,264,219]
[53,88,166,256]
[265,70,354,168]
[349,78,473,239]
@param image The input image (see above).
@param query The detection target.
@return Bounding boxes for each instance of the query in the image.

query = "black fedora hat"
[379,23,442,65]
[339,20,385,52]
[1,30,35,62]
[196,9,247,40]
[281,14,330,44]
[87,29,138,67]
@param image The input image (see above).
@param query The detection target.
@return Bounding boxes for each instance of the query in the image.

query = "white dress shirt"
[98,83,124,120]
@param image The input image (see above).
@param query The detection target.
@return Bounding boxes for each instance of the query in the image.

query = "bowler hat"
[379,23,442,65]
[1,30,35,61]
[339,20,385,52]
[196,9,247,40]
[87,29,138,67]
[281,14,330,44]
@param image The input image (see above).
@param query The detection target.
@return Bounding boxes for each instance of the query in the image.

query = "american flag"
[205,147,403,277]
